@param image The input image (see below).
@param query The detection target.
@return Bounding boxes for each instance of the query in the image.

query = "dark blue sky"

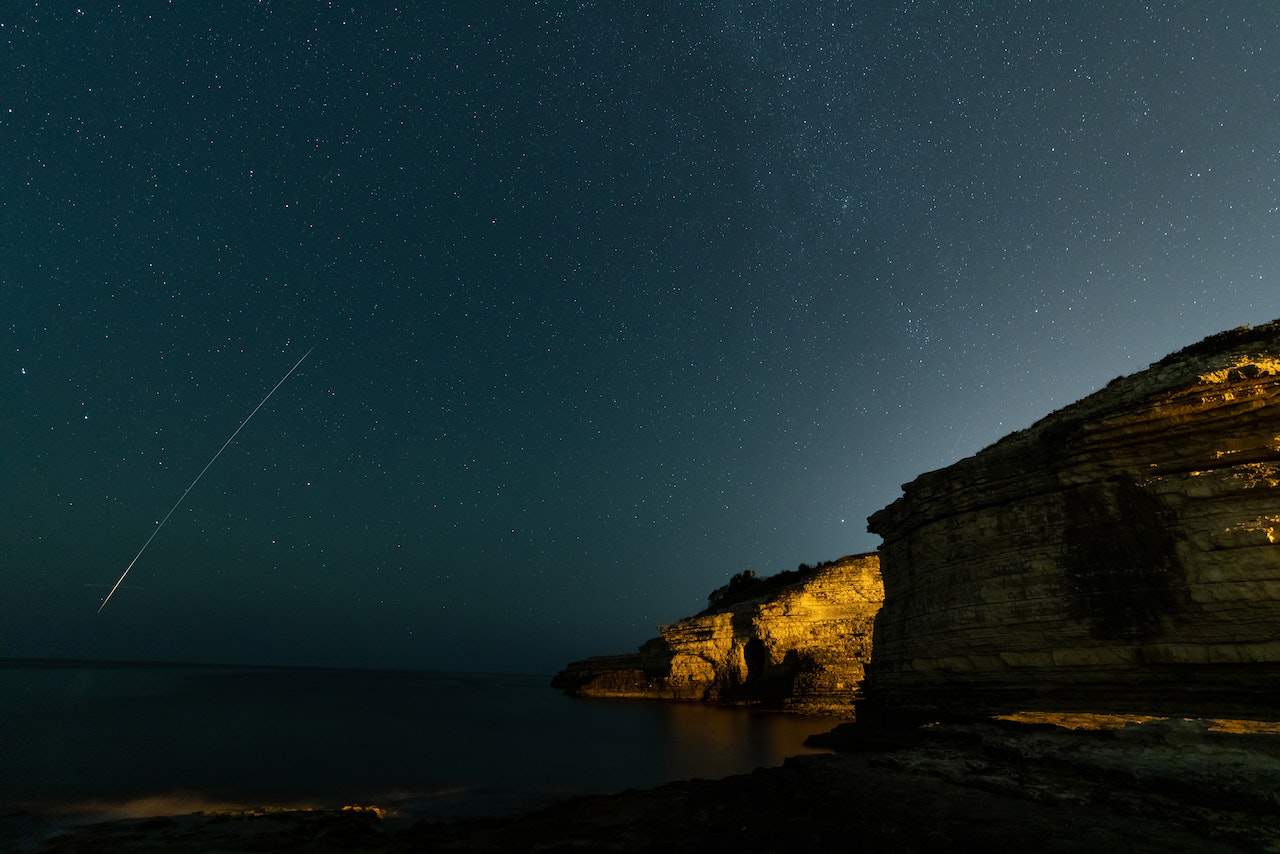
[3,2,1277,673]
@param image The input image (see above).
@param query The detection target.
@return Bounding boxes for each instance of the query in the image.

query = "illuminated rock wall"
[553,554,884,713]
[863,320,1280,723]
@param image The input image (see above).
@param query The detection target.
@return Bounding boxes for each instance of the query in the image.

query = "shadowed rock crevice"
[1061,479,1182,641]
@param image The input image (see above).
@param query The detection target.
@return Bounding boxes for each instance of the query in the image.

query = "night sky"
[4,2,1278,674]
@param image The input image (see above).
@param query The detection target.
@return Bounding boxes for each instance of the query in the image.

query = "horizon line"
[0,654,552,679]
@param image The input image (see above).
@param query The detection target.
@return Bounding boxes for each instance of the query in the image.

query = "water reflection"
[647,700,819,781]
[1,664,841,819]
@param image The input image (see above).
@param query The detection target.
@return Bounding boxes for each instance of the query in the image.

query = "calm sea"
[0,662,837,831]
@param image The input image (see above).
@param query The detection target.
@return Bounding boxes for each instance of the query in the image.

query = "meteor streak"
[97,347,314,613]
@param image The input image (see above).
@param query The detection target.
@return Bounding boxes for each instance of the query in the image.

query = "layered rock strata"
[863,320,1280,724]
[553,553,884,713]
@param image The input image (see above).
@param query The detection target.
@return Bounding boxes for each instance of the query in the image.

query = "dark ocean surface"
[0,661,838,827]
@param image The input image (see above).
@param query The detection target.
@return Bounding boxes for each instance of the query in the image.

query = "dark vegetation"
[1155,318,1280,366]
[702,558,846,613]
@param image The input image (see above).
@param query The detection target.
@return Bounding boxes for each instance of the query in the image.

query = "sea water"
[0,662,837,824]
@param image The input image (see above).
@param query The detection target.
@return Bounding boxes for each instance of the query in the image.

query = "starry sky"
[3,2,1278,673]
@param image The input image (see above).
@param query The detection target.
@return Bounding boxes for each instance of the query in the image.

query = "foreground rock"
[553,553,883,713]
[37,718,1280,852]
[865,319,1280,724]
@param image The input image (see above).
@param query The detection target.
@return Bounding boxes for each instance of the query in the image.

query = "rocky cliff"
[863,319,1280,724]
[553,554,884,713]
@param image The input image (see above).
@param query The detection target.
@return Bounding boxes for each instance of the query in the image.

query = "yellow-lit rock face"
[552,554,884,714]
[1197,356,1280,384]
[864,319,1280,724]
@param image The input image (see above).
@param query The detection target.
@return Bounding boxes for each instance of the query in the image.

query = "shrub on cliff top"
[703,562,829,613]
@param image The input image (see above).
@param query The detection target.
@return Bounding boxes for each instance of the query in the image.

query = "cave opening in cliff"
[743,638,768,684]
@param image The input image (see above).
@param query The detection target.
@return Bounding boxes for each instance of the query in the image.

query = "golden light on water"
[35,794,393,822]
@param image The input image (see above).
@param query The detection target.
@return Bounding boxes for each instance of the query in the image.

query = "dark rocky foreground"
[27,716,1280,852]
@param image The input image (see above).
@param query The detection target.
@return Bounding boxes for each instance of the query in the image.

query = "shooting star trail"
[97,347,314,613]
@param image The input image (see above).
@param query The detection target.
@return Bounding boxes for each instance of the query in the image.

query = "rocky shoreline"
[25,320,1280,852]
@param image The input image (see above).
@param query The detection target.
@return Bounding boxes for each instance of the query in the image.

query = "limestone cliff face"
[863,320,1280,723]
[553,554,884,713]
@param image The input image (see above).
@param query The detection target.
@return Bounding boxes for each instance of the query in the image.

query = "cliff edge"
[863,319,1280,724]
[553,553,884,713]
